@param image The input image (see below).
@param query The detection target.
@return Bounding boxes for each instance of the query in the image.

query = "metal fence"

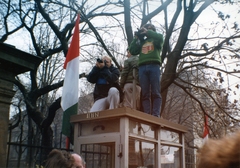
[7,126,73,168]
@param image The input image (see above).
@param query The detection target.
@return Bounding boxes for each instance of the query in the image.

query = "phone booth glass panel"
[161,146,180,168]
[129,120,156,139]
[81,143,115,168]
[161,129,180,143]
[129,138,155,168]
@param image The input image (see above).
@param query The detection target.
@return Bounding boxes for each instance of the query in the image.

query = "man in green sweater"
[129,23,164,117]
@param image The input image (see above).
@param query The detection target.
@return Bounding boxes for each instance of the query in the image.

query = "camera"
[134,28,145,41]
[97,58,107,66]
[97,58,103,63]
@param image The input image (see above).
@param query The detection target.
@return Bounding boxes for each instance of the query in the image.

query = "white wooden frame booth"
[71,107,188,168]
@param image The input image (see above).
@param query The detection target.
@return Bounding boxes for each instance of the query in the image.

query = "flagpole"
[66,137,70,149]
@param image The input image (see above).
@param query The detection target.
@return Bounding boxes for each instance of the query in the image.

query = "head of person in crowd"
[72,153,86,168]
[45,149,74,168]
[197,130,240,168]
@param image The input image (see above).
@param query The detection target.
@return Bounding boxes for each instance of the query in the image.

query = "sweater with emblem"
[129,30,164,66]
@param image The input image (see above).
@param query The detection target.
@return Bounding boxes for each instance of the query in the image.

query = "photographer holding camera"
[129,23,164,117]
[87,56,123,112]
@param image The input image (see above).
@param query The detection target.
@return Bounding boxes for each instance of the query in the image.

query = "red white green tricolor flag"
[203,115,209,144]
[61,14,80,141]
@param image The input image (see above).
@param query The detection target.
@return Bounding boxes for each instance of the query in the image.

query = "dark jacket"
[120,55,140,88]
[87,65,123,102]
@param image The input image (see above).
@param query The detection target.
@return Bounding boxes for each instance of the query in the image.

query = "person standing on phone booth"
[87,56,123,112]
[120,48,141,110]
[129,23,164,117]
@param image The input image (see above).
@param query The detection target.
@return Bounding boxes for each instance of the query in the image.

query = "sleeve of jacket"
[129,38,142,56]
[100,66,120,84]
[120,59,130,88]
[147,30,164,49]
[87,66,101,83]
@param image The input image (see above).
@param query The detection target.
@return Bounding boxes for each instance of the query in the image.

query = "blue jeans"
[139,64,162,117]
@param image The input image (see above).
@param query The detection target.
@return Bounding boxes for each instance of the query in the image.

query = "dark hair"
[45,149,74,168]
[143,23,156,32]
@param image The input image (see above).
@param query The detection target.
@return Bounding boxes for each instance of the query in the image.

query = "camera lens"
[97,58,103,63]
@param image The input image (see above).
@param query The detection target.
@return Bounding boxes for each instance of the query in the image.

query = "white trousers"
[122,83,141,110]
[90,87,120,112]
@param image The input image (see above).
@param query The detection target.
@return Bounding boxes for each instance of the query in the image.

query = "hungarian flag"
[203,115,209,144]
[61,14,80,143]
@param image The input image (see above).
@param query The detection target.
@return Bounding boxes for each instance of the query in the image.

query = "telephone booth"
[71,107,188,168]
